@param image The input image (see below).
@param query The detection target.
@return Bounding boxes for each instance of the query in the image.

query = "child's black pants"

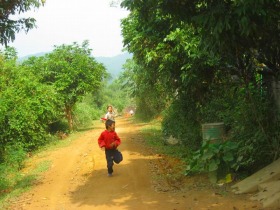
[105,149,123,174]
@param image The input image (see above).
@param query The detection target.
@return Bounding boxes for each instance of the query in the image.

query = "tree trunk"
[65,105,73,131]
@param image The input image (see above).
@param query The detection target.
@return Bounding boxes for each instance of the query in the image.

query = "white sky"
[8,0,129,57]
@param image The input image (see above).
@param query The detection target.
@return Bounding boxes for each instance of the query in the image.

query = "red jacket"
[98,130,121,149]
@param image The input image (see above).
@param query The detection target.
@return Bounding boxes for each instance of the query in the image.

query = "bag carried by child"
[113,149,123,164]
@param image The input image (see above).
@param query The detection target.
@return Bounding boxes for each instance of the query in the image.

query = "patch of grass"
[30,160,52,174]
[0,160,52,209]
[140,123,190,159]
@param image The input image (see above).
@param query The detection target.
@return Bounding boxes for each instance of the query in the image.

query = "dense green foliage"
[21,41,107,131]
[0,42,109,151]
[0,48,60,194]
[121,0,280,175]
[185,140,239,175]
[0,51,63,153]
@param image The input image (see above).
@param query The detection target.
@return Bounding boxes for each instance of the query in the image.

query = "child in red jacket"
[98,119,123,177]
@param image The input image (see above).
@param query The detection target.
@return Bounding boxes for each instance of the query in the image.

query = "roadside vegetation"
[120,0,280,179]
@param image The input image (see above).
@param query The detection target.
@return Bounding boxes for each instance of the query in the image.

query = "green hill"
[95,52,132,79]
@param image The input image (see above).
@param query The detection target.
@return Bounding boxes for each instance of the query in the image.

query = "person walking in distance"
[98,119,123,177]
[104,105,115,121]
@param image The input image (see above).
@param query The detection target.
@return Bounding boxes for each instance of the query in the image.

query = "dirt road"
[7,117,263,210]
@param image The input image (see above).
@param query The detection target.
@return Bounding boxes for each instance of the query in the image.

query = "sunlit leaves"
[0,53,63,150]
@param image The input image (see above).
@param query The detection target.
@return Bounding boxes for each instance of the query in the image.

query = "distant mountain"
[19,52,133,80]
[95,52,132,79]
[18,52,47,61]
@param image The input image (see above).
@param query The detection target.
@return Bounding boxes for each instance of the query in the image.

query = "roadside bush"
[199,83,238,131]
[0,164,11,192]
[162,97,202,150]
[163,74,279,175]
[228,85,280,172]
[185,140,239,176]
[2,144,27,171]
[0,56,63,153]
[74,102,101,128]
[198,80,280,173]
[0,80,62,151]
[135,96,159,121]
[47,119,69,134]
[0,143,27,192]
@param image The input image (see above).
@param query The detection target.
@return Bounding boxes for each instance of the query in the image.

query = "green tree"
[23,41,107,131]
[0,0,44,46]
[121,2,220,119]
[121,0,280,88]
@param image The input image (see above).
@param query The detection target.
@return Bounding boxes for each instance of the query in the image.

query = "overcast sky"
[9,0,129,58]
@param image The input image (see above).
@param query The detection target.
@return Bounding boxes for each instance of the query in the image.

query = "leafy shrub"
[228,85,280,171]
[135,96,159,121]
[74,102,101,128]
[0,143,27,192]
[162,97,202,150]
[47,119,69,134]
[199,85,237,131]
[2,144,27,172]
[185,140,239,176]
[0,164,11,191]
[0,57,63,152]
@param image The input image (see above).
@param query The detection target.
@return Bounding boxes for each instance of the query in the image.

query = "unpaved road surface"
[7,117,263,210]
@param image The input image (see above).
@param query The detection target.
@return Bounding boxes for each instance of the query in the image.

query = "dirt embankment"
[7,117,264,210]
